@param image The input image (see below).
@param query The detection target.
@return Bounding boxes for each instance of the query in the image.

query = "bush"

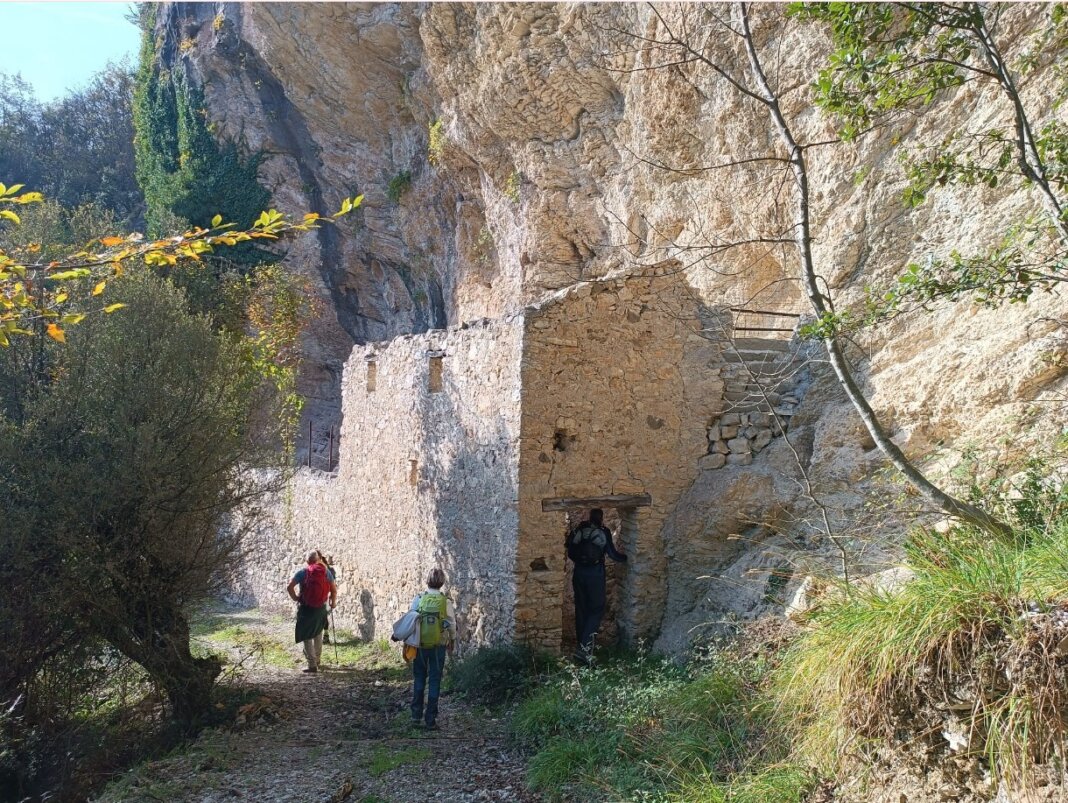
[427,119,446,167]
[510,649,808,801]
[0,271,289,747]
[386,170,411,203]
[777,499,1068,786]
[448,644,556,705]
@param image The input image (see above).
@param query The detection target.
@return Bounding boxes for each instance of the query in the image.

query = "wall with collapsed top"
[513,271,725,651]
[232,316,524,648]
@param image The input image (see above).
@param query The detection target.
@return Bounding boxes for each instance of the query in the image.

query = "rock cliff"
[158,2,1067,644]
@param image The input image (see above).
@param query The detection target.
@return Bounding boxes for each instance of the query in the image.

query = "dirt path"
[94,607,540,803]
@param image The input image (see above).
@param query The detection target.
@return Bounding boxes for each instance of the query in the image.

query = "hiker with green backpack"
[407,568,455,729]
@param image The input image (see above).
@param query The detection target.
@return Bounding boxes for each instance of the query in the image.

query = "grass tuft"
[777,513,1068,785]
[367,745,431,777]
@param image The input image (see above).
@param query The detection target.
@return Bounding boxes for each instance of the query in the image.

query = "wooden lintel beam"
[541,494,652,512]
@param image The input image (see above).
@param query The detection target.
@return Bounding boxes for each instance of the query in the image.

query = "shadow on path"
[93,606,539,803]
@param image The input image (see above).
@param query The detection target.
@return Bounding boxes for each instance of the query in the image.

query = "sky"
[0,2,140,101]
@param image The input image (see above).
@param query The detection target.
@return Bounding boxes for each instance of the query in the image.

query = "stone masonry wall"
[514,271,725,651]
[232,317,525,650]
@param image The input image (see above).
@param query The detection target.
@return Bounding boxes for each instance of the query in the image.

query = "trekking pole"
[331,609,339,664]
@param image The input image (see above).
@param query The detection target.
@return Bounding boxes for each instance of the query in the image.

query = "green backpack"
[417,592,448,648]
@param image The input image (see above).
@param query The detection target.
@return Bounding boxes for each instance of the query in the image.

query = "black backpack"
[570,524,607,566]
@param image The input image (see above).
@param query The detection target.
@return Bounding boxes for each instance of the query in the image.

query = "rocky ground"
[93,607,539,803]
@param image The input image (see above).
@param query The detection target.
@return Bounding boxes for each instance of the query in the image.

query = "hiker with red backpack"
[407,568,455,729]
[286,550,338,673]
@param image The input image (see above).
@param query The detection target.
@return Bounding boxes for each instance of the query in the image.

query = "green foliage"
[367,745,431,777]
[386,170,412,203]
[864,220,1065,322]
[0,65,143,226]
[133,8,270,243]
[448,644,556,705]
[504,170,522,204]
[794,2,1068,320]
[0,271,291,727]
[428,119,447,167]
[777,472,1068,784]
[792,3,975,141]
[511,650,807,801]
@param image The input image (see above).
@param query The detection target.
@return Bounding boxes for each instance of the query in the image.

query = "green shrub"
[427,119,446,167]
[526,732,620,792]
[386,170,412,203]
[511,649,806,801]
[503,170,521,204]
[449,644,556,705]
[133,7,270,243]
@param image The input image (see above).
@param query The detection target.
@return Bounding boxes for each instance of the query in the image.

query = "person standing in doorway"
[287,550,337,672]
[408,568,455,729]
[566,508,627,663]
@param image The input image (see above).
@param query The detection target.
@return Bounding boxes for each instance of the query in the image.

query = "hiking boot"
[424,720,438,730]
[302,666,318,673]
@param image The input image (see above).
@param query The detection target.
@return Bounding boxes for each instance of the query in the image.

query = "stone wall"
[232,316,525,649]
[514,271,725,650]
[234,270,734,654]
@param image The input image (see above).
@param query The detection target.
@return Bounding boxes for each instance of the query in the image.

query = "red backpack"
[300,563,330,608]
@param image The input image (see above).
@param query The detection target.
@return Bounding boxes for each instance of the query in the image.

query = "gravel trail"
[94,607,540,803]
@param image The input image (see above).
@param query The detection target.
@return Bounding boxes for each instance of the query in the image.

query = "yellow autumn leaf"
[55,291,68,303]
[92,281,106,296]
[1,209,20,225]
[103,303,126,314]
[100,236,124,247]
[46,323,65,343]
[211,214,223,227]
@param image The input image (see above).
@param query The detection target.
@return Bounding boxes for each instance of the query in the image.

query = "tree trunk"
[106,606,221,732]
[736,2,1013,539]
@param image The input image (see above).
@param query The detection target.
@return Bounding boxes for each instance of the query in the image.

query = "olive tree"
[0,271,287,729]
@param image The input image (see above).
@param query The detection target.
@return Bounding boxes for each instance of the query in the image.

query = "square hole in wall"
[428,355,443,393]
[366,359,377,392]
[409,459,419,487]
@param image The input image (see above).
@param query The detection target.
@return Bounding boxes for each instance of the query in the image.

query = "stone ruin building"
[235,269,806,653]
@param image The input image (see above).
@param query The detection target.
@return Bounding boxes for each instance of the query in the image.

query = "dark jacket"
[566,523,627,568]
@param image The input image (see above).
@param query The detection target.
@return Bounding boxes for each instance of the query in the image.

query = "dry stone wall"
[515,272,725,650]
[234,270,740,653]
[232,317,525,649]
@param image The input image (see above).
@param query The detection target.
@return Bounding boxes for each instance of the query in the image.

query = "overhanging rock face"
[233,269,725,652]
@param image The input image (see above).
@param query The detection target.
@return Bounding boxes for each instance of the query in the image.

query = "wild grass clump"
[512,649,809,801]
[778,491,1068,786]
[448,644,556,705]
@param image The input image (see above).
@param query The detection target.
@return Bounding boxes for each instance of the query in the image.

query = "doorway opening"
[541,494,650,655]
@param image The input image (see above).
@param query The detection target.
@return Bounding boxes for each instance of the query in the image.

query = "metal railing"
[729,307,802,339]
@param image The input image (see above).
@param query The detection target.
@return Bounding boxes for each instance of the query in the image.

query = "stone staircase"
[701,312,808,470]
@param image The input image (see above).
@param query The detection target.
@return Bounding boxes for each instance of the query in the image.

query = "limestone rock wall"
[173,3,1068,649]
[232,317,525,647]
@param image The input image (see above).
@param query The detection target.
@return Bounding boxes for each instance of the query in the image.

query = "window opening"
[428,354,443,393]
